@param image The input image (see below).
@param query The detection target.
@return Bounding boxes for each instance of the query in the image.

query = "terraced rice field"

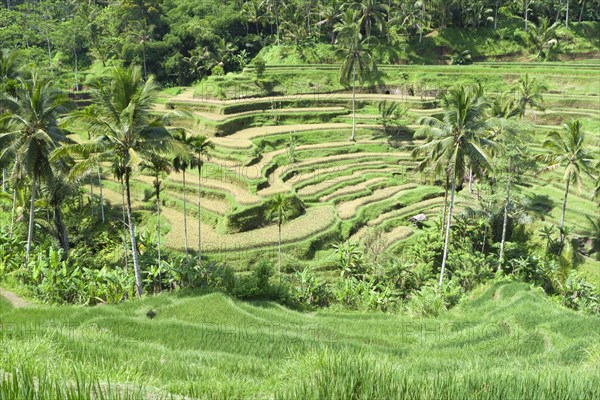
[93,64,600,273]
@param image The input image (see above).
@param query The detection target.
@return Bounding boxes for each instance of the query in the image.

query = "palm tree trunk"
[439,169,456,286]
[351,65,356,141]
[74,49,79,91]
[10,189,16,239]
[499,169,511,268]
[90,175,94,218]
[26,178,37,261]
[156,182,161,266]
[578,0,585,22]
[121,181,129,271]
[559,172,571,249]
[441,171,449,237]
[468,167,473,193]
[278,222,282,277]
[197,164,203,266]
[182,169,189,262]
[1,168,5,192]
[494,0,500,29]
[125,172,143,297]
[565,0,569,28]
[53,206,69,260]
[97,167,104,223]
[142,42,147,80]
[524,0,529,31]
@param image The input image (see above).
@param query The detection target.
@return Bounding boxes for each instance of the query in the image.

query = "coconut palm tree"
[190,135,213,266]
[335,17,375,141]
[353,0,389,38]
[128,20,154,80]
[513,74,547,121]
[541,120,593,250]
[527,17,560,59]
[412,85,494,286]
[141,154,172,267]
[172,130,196,262]
[266,193,293,277]
[0,72,72,261]
[59,66,174,297]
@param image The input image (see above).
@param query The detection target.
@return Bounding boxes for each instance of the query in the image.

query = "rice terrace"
[0,1,599,399]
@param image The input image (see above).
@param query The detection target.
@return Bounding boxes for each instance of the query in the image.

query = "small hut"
[408,213,427,228]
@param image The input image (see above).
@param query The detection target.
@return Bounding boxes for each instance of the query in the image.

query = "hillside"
[0,281,599,399]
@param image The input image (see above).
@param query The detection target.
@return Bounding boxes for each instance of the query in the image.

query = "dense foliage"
[1,0,599,86]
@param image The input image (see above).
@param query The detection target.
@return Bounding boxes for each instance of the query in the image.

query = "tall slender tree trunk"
[441,172,449,237]
[182,169,189,262]
[53,207,69,260]
[439,168,456,286]
[26,178,37,262]
[559,173,571,249]
[156,182,161,266]
[494,0,500,29]
[125,173,143,297]
[90,175,94,218]
[565,0,570,28]
[275,3,280,46]
[121,181,129,271]
[74,49,79,91]
[277,222,282,277]
[468,167,473,193]
[419,2,425,42]
[556,0,563,21]
[498,166,511,268]
[524,0,529,31]
[1,169,5,192]
[578,0,585,22]
[197,164,203,266]
[351,65,356,141]
[97,167,104,223]
[10,189,16,239]
[142,43,147,80]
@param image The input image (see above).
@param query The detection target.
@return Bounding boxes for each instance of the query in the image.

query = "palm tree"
[0,72,72,260]
[335,18,375,141]
[242,0,266,35]
[486,117,531,266]
[353,0,389,38]
[412,85,494,286]
[266,193,293,276]
[44,171,75,259]
[527,18,559,59]
[128,20,155,80]
[60,66,174,297]
[513,74,546,121]
[172,130,195,262]
[541,120,593,250]
[190,135,213,266]
[141,154,172,267]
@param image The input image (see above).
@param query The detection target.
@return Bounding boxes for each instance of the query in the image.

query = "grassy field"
[1,281,599,399]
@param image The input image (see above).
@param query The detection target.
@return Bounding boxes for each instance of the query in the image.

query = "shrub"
[406,286,446,317]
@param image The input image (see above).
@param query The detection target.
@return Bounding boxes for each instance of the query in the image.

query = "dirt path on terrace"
[0,287,31,308]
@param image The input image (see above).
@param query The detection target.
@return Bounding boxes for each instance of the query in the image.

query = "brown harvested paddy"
[164,172,260,205]
[192,106,346,121]
[258,152,410,196]
[297,167,391,197]
[211,123,380,148]
[163,205,337,252]
[173,91,435,104]
[317,176,392,201]
[350,225,413,247]
[367,197,446,227]
[336,183,418,220]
